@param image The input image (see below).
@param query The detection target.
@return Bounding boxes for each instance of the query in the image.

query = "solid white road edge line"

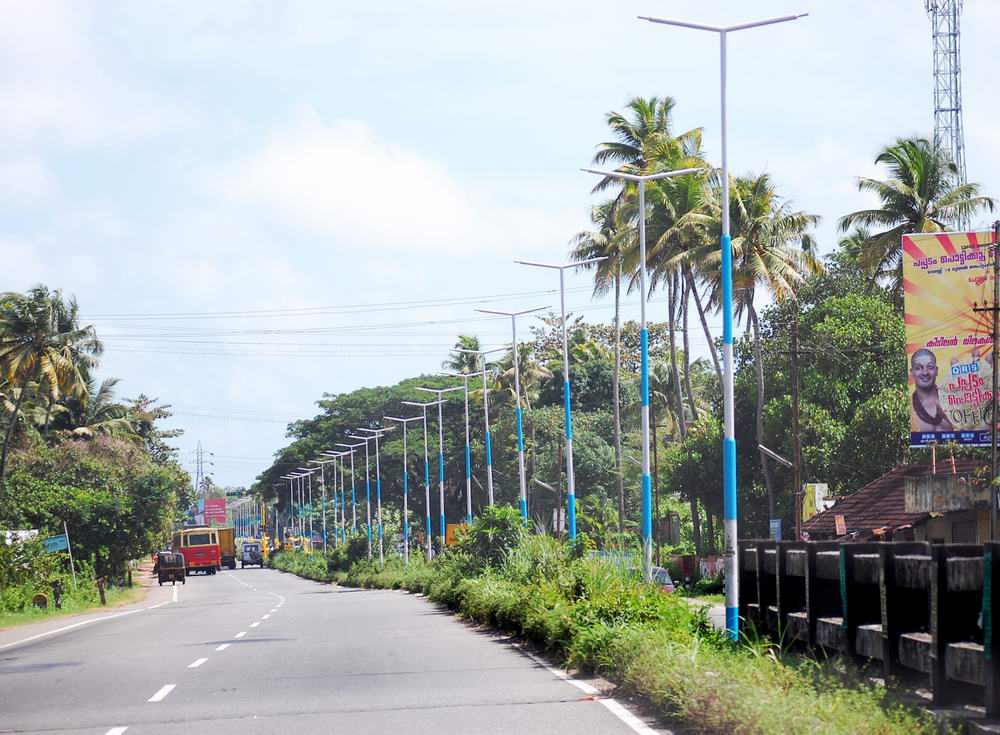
[147,684,175,702]
[105,727,128,735]
[600,699,662,735]
[524,651,663,735]
[188,658,208,668]
[235,631,247,638]
[215,643,230,651]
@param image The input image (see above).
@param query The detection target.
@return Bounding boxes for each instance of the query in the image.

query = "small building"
[802,458,993,543]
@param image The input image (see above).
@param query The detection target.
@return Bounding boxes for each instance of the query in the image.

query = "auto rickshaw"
[157,551,186,585]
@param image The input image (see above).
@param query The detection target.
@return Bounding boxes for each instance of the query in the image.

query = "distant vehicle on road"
[241,541,263,568]
[157,552,186,585]
[651,566,675,594]
[217,527,237,570]
[172,528,221,575]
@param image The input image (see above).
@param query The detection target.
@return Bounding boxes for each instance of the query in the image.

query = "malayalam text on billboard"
[902,229,997,447]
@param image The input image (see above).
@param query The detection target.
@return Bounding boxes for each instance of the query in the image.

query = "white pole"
[63,520,76,586]
[423,407,432,560]
[403,424,410,565]
[438,398,446,549]
[638,180,653,582]
[464,377,473,524]
[321,464,327,550]
[559,268,577,540]
[375,432,384,566]
[511,318,528,521]
[481,355,494,505]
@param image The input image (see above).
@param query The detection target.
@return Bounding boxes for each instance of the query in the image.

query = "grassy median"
[270,508,941,735]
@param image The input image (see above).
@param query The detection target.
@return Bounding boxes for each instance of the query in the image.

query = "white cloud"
[0,156,57,209]
[205,113,577,255]
[0,1,192,149]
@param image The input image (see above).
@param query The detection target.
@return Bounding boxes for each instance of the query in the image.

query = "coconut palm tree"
[442,334,480,375]
[588,96,704,534]
[684,173,821,519]
[54,376,138,440]
[0,286,101,482]
[839,136,994,299]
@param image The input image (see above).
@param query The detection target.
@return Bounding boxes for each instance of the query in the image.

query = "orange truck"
[217,527,237,570]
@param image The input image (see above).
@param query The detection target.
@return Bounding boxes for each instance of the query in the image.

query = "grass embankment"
[0,582,142,630]
[270,508,940,735]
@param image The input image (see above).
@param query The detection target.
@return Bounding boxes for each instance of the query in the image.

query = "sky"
[4,0,999,487]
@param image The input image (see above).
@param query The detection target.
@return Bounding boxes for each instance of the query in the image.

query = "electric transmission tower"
[926,0,968,225]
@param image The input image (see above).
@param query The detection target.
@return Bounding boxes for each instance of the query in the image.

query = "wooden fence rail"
[737,540,999,715]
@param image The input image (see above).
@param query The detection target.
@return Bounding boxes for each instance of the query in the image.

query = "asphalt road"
[0,568,667,734]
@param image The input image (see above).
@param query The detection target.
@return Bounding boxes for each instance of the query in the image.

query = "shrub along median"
[269,506,940,735]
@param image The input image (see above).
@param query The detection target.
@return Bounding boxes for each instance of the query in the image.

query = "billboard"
[902,229,998,447]
[203,498,227,524]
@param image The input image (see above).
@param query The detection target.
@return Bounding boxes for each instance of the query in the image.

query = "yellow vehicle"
[217,527,237,570]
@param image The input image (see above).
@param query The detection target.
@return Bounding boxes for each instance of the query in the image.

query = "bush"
[454,505,525,568]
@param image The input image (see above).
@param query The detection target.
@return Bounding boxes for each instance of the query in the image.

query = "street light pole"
[416,386,463,550]
[439,374,474,524]
[332,444,364,537]
[347,436,374,559]
[403,399,443,561]
[296,467,319,548]
[475,306,550,524]
[638,10,807,639]
[456,346,508,507]
[310,457,339,550]
[386,415,423,566]
[581,166,702,580]
[516,257,605,541]
[360,426,394,566]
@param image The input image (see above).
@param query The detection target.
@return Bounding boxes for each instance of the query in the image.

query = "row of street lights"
[273,11,806,642]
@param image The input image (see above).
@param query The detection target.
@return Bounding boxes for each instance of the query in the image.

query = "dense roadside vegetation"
[0,287,191,622]
[270,507,940,735]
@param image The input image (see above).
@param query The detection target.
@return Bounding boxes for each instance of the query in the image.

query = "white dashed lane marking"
[235,631,247,638]
[215,643,230,651]
[147,685,175,703]
[188,658,208,668]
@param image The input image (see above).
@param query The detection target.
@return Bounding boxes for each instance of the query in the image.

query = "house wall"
[914,510,984,543]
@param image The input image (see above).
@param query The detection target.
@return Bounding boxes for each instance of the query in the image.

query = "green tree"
[0,286,100,484]
[443,335,481,375]
[839,136,994,299]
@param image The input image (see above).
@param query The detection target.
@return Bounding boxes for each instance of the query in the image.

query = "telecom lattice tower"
[925,0,968,213]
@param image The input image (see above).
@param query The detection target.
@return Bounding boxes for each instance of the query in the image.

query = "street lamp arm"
[474,305,551,317]
[639,13,807,34]
[580,166,704,182]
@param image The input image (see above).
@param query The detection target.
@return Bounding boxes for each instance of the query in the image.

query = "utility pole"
[992,221,999,541]
[790,300,803,541]
[972,221,1000,542]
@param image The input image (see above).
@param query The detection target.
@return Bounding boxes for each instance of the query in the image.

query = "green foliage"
[2,437,189,580]
[454,504,525,567]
